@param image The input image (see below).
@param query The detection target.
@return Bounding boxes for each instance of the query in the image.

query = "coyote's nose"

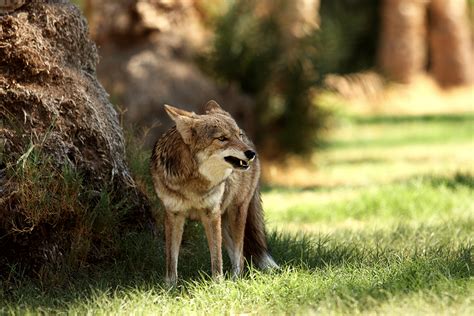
[244,150,256,161]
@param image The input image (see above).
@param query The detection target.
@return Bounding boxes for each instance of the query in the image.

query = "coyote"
[151,100,278,284]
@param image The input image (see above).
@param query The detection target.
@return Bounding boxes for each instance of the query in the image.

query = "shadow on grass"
[425,172,474,189]
[323,157,388,166]
[268,223,472,312]
[351,113,474,125]
[268,220,473,270]
[261,171,474,193]
[320,245,473,312]
[1,219,471,312]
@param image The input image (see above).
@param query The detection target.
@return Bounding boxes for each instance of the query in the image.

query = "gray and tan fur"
[150,100,278,284]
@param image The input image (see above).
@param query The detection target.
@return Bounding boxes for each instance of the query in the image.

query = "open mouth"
[224,156,250,170]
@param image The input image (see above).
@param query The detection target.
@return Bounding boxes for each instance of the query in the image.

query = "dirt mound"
[0,1,151,276]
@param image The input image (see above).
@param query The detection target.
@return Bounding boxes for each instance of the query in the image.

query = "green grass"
[1,113,473,314]
[328,113,474,149]
[1,216,472,314]
[304,112,474,188]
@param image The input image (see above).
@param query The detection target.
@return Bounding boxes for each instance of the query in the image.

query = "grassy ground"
[1,110,473,314]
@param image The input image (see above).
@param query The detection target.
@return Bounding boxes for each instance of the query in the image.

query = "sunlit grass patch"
[264,173,474,233]
[329,113,473,149]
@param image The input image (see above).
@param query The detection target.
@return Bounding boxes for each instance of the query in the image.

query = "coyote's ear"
[204,100,223,113]
[164,104,196,120]
[164,104,196,144]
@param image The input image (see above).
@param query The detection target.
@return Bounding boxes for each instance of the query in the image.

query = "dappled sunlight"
[263,144,473,188]
[263,173,473,234]
[322,75,474,116]
[261,109,473,239]
[262,111,473,188]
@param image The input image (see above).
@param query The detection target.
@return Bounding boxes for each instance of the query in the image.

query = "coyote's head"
[164,101,256,177]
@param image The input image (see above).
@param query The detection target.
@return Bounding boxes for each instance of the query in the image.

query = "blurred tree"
[378,0,472,86]
[206,0,325,156]
[314,0,380,76]
[378,0,428,83]
[429,0,472,87]
[206,0,382,156]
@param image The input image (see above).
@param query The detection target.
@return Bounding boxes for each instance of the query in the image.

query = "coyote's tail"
[243,188,279,270]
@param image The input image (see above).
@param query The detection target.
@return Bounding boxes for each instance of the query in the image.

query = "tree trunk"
[378,0,429,83]
[429,0,473,87]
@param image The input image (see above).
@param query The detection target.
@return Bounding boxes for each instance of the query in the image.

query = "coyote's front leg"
[200,211,223,279]
[164,211,186,285]
[223,205,248,278]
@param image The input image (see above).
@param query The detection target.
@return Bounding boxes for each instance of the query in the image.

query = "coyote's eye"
[217,136,228,142]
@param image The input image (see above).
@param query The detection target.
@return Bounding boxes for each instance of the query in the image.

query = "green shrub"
[202,0,328,156]
[202,0,380,156]
[314,0,380,75]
